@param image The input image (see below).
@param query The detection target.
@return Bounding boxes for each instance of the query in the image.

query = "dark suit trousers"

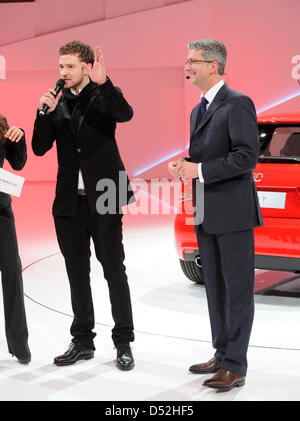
[54,196,134,349]
[0,206,30,359]
[196,226,255,376]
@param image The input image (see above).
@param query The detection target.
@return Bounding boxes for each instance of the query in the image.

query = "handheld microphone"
[186,75,190,79]
[39,79,65,116]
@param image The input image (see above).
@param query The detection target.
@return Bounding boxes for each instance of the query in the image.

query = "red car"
[174,110,300,290]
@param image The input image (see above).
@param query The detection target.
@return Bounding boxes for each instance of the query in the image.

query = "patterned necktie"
[196,96,208,127]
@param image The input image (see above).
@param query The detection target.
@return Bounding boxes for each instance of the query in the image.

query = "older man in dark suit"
[169,39,263,391]
[32,41,135,370]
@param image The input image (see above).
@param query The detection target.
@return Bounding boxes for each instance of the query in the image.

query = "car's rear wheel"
[179,259,204,285]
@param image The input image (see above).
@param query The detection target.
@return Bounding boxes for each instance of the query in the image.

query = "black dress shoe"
[11,344,31,365]
[12,355,31,365]
[17,356,31,365]
[54,343,94,366]
[11,353,31,364]
[116,344,135,371]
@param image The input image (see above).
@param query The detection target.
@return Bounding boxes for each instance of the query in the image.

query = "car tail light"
[184,248,196,255]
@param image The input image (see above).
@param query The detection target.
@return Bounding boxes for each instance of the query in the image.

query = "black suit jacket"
[32,78,134,217]
[189,83,263,234]
[0,136,27,210]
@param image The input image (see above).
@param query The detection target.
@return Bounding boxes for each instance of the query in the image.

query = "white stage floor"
[0,215,299,402]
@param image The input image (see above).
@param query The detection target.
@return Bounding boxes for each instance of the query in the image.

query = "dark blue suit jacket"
[189,83,263,234]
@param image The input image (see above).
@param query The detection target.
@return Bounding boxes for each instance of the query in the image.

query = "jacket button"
[77,148,82,152]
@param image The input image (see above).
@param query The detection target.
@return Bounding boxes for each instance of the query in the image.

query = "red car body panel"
[174,110,300,288]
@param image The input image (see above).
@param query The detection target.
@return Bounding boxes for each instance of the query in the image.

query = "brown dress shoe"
[203,369,245,391]
[189,357,222,374]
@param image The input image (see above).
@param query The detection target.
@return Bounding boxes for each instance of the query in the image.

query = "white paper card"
[257,191,287,209]
[0,167,25,197]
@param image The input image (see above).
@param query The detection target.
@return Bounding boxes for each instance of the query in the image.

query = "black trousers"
[54,196,134,350]
[0,206,30,359]
[196,225,255,376]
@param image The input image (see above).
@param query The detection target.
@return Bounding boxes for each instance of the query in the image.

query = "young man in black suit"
[32,41,135,370]
[169,39,263,391]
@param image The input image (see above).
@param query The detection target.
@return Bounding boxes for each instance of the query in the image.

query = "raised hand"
[82,46,107,85]
[4,126,24,143]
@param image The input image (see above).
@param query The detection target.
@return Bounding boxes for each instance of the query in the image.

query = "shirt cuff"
[198,163,204,182]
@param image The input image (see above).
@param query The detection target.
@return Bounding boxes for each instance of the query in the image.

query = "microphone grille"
[57,79,65,88]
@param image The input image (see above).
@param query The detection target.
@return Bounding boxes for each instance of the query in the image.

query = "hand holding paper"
[0,168,25,197]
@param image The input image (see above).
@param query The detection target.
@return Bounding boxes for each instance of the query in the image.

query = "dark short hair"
[59,40,94,65]
[0,114,8,145]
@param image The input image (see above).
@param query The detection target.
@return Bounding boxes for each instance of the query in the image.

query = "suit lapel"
[77,94,97,135]
[192,84,228,137]
[59,100,77,138]
[59,82,98,138]
[190,103,200,136]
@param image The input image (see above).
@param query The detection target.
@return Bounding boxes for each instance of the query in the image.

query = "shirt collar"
[201,79,225,107]
[70,88,82,96]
